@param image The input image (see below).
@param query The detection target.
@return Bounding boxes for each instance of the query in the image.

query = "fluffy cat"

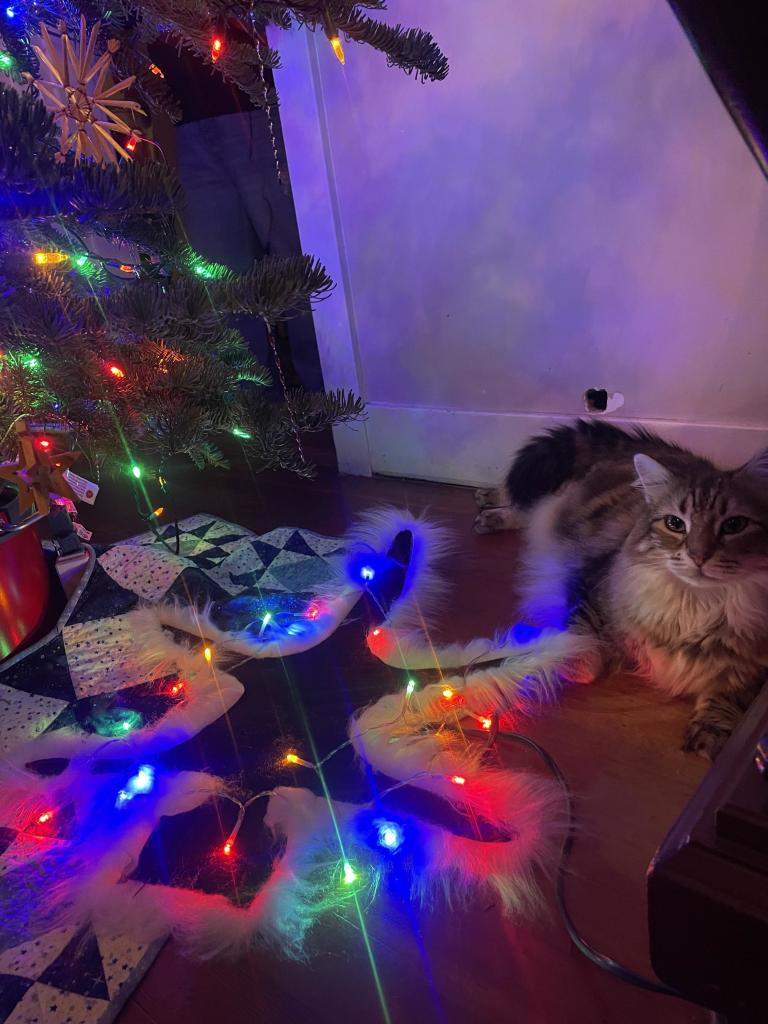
[475,421,768,758]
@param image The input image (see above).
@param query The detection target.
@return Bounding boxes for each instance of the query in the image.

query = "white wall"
[275,0,768,485]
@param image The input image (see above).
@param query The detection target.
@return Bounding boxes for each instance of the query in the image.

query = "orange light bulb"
[329,35,345,64]
[480,716,493,731]
[109,364,125,378]
[33,251,67,265]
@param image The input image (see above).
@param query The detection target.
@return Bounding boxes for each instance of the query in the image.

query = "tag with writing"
[63,469,100,505]
[73,521,93,541]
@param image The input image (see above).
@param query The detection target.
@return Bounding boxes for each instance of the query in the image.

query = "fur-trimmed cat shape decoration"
[473,421,768,759]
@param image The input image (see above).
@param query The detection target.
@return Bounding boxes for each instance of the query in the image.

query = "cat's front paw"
[474,487,506,510]
[682,719,730,761]
[473,507,527,534]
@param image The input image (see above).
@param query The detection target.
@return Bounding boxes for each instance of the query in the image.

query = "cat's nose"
[690,552,708,567]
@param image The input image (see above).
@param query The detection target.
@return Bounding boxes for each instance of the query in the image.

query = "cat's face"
[634,452,768,587]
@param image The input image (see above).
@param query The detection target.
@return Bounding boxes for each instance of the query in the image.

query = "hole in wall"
[583,388,625,415]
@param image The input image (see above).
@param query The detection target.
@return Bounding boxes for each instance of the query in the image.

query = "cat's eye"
[721,516,749,535]
[663,515,686,533]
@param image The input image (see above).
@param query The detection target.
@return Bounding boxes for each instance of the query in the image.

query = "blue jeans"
[176,110,323,392]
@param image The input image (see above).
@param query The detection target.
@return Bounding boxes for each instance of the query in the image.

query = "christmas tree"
[0,4,447,516]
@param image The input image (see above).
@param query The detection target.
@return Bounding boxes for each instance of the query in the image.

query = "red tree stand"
[0,519,50,660]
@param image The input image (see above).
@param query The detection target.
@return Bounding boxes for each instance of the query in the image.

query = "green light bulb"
[231,427,252,439]
[131,465,141,479]
[342,862,358,885]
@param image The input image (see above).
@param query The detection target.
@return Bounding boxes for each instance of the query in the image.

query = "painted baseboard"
[346,404,768,487]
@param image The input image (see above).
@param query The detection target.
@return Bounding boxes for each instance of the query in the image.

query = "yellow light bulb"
[329,35,345,64]
[285,753,299,764]
[442,687,454,700]
[203,646,213,664]
[33,251,67,265]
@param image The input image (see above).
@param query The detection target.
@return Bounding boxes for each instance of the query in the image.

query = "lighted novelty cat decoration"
[0,510,564,958]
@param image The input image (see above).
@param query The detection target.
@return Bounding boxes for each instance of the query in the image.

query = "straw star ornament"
[25,16,144,163]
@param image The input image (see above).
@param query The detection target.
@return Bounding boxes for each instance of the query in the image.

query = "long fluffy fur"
[497,421,768,757]
[343,506,453,634]
[349,687,565,916]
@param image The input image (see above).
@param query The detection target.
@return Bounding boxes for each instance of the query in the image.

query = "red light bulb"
[37,810,53,824]
[211,36,223,62]
[109,364,125,379]
[37,437,51,450]
[450,775,466,786]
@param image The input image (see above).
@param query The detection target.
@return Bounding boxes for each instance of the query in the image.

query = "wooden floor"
[89,439,710,1024]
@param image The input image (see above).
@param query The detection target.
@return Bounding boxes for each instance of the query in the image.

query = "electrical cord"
[495,732,687,1000]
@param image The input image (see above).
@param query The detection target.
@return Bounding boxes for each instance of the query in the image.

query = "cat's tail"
[505,419,665,508]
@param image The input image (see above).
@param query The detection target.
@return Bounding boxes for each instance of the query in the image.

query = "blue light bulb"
[5,7,15,17]
[377,820,403,851]
[115,764,155,807]
[360,565,375,582]
[131,765,154,794]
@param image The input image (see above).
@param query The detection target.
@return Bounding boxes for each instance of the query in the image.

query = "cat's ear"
[634,454,672,500]
[737,448,768,480]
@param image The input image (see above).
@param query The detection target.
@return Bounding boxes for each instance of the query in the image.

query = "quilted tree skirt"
[0,516,350,1024]
[0,511,565,1024]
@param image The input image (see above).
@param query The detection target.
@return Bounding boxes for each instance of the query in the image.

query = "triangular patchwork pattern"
[250,539,282,568]
[0,975,34,1023]
[38,928,109,1002]
[0,517,348,1024]
[283,530,320,558]
[33,981,107,1024]
[0,686,69,757]
[0,637,76,704]
[94,932,153,1003]
[0,927,81,981]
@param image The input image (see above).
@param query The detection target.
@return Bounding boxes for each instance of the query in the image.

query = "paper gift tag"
[63,469,100,504]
